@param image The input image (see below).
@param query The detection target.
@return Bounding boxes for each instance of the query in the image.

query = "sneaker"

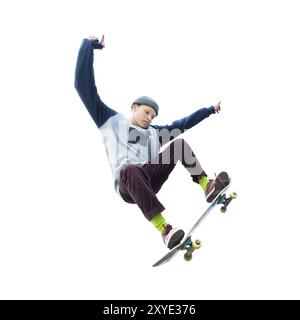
[205,171,230,203]
[162,224,185,249]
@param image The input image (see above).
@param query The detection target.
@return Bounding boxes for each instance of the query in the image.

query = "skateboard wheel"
[184,253,193,261]
[192,240,202,249]
[220,206,227,213]
[230,192,237,199]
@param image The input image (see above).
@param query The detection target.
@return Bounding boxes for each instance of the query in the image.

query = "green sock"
[198,175,209,191]
[151,213,167,234]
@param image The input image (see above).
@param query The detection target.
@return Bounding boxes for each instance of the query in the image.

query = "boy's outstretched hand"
[214,101,221,113]
[88,35,105,48]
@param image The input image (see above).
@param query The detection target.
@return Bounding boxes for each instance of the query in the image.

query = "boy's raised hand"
[214,101,221,113]
[88,35,105,48]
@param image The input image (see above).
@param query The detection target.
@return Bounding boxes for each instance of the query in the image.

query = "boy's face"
[130,104,157,128]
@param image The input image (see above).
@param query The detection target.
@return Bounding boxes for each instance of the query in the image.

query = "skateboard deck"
[152,184,237,267]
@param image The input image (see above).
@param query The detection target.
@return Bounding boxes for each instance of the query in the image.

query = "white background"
[0,0,300,299]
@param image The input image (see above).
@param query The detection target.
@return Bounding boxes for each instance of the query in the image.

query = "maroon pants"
[119,138,206,221]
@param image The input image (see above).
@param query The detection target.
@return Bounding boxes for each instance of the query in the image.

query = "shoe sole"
[168,230,185,249]
[216,171,230,187]
[206,172,230,203]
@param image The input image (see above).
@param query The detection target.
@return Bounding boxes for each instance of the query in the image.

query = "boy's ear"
[131,103,137,112]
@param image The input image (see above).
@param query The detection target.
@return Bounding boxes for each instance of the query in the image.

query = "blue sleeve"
[74,39,117,128]
[152,107,215,146]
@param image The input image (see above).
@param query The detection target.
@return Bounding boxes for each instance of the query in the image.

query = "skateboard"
[152,184,237,267]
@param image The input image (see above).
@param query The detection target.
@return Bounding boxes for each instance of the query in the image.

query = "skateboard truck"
[218,192,237,213]
[181,237,202,261]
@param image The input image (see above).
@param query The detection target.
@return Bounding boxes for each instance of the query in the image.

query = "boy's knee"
[121,164,138,178]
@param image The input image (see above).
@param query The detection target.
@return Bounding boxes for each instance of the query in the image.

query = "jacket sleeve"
[152,106,215,146]
[74,39,117,128]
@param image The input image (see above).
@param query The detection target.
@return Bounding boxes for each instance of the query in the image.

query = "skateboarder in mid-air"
[74,35,230,250]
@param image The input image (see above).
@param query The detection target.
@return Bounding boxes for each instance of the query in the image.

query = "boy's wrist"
[92,40,104,50]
